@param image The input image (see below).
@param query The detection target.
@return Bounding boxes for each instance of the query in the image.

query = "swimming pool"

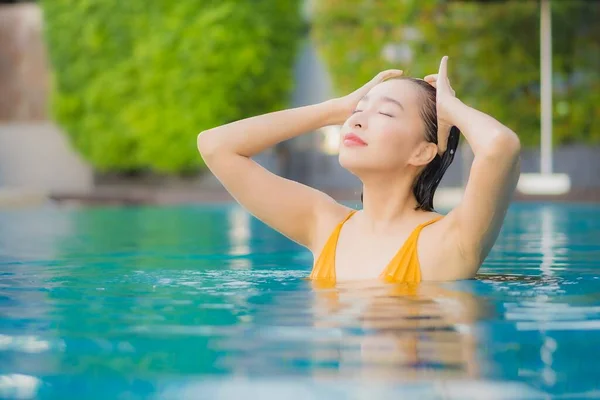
[1,203,599,399]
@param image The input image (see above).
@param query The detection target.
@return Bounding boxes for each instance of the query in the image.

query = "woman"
[197,56,521,283]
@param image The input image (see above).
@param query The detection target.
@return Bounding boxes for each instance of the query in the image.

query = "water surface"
[1,203,600,399]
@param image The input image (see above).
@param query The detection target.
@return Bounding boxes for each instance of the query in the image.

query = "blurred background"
[1,3,600,398]
[0,0,599,209]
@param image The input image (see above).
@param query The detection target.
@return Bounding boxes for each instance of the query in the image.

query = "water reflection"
[307,281,489,381]
[227,207,251,270]
[213,279,492,385]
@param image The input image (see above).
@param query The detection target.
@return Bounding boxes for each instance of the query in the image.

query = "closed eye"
[353,109,393,117]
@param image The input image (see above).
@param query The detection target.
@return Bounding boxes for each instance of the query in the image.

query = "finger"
[376,69,403,82]
[438,56,448,79]
[424,75,437,88]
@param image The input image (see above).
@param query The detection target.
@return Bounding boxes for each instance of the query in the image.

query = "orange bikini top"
[309,210,443,284]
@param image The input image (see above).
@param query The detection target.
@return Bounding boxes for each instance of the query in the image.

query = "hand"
[332,69,404,125]
[424,56,458,155]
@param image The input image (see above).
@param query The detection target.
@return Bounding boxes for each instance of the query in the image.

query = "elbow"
[197,130,220,160]
[483,129,521,160]
[504,130,521,156]
[196,130,210,155]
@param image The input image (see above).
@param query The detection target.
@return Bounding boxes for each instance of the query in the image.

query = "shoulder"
[418,212,480,281]
[309,201,355,255]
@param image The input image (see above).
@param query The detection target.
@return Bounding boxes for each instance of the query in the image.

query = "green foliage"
[41,0,303,173]
[312,0,600,147]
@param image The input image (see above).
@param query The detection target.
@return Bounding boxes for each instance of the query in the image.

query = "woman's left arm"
[446,97,521,266]
[427,57,521,275]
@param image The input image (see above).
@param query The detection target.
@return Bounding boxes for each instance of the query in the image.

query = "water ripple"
[0,204,600,398]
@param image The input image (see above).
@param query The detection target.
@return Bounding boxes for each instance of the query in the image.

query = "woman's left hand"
[424,56,460,155]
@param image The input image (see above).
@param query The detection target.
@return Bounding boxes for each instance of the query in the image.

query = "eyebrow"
[360,95,405,111]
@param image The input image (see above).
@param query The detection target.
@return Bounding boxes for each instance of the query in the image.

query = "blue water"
[1,203,600,399]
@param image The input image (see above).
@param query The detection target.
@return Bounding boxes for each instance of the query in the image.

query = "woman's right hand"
[331,69,404,125]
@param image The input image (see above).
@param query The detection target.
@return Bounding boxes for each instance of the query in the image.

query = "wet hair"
[360,77,461,212]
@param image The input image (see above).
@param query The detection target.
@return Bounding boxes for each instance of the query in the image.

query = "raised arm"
[197,70,404,250]
[426,57,521,276]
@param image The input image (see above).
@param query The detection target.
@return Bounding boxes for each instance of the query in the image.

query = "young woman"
[197,56,521,283]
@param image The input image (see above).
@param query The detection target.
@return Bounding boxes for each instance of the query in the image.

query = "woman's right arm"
[197,100,349,250]
[197,69,403,250]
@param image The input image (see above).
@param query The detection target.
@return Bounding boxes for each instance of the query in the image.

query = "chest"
[333,228,416,281]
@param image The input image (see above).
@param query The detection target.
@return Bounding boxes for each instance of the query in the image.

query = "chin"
[339,150,404,178]
[338,151,372,176]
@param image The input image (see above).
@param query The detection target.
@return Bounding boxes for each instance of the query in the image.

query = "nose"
[348,113,366,129]
[346,109,367,130]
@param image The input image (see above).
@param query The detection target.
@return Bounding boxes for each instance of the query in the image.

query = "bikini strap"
[340,209,358,225]
[330,209,357,235]
[412,215,444,236]
[323,209,357,243]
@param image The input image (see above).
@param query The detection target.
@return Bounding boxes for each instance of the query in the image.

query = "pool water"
[1,203,600,399]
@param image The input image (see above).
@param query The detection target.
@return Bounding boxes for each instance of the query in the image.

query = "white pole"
[540,0,553,174]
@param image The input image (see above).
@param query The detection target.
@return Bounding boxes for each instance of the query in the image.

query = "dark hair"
[360,77,461,212]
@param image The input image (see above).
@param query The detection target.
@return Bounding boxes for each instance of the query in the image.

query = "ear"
[408,141,437,167]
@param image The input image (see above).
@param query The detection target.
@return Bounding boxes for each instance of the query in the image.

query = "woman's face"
[338,79,434,175]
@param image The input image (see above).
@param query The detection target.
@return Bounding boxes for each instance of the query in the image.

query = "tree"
[41,0,303,174]
[312,0,600,147]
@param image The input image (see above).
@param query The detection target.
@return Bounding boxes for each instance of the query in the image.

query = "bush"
[312,0,600,147]
[40,0,303,173]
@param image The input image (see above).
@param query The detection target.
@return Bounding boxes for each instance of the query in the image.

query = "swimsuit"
[310,210,443,284]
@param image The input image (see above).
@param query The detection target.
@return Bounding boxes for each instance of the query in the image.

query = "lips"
[343,132,367,147]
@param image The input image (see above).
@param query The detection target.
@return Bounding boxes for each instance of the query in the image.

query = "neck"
[359,171,421,231]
